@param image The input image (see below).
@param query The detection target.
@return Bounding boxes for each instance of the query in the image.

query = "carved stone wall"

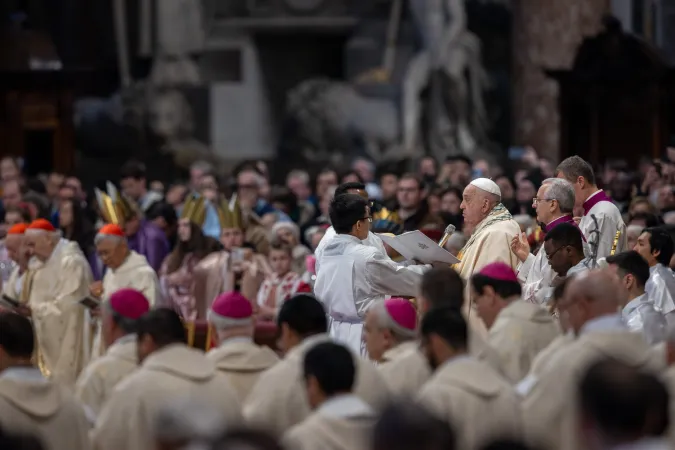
[512,0,609,161]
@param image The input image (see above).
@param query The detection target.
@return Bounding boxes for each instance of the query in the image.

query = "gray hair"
[286,170,310,186]
[542,178,575,214]
[555,156,596,185]
[370,301,416,343]
[94,233,125,245]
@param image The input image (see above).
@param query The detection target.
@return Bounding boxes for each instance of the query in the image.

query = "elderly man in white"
[511,178,576,305]
[314,194,428,356]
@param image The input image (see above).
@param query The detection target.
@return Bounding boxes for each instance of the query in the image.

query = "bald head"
[563,270,627,333]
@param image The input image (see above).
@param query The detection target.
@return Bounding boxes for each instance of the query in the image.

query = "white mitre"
[469,178,501,197]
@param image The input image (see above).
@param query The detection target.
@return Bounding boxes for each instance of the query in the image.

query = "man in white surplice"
[314,194,428,355]
[556,156,626,259]
[511,178,577,305]
[315,182,387,274]
[634,228,675,325]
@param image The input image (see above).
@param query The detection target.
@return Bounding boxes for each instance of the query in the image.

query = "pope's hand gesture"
[510,232,530,263]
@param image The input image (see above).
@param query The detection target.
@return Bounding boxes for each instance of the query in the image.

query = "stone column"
[512,0,609,161]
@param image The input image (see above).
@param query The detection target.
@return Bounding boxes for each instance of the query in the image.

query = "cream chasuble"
[75,334,139,419]
[0,367,91,450]
[91,252,160,359]
[521,317,665,450]
[206,337,279,402]
[29,240,93,386]
[454,205,521,335]
[283,394,376,450]
[417,356,522,450]
[488,301,560,383]
[93,344,242,450]
[378,341,431,396]
[244,334,390,436]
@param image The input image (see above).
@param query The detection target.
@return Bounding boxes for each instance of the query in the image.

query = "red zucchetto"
[26,219,56,233]
[7,223,28,235]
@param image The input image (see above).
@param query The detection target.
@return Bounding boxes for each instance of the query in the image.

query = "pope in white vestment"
[25,219,93,386]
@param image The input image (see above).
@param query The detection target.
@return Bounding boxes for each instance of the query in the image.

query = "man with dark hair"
[395,173,444,232]
[93,308,242,450]
[0,313,90,450]
[282,342,375,450]
[315,182,388,265]
[606,251,664,340]
[522,270,663,450]
[470,263,559,383]
[543,222,589,277]
[578,359,670,448]
[315,194,428,355]
[145,201,179,248]
[243,294,388,437]
[556,155,627,259]
[119,160,163,213]
[634,227,675,324]
[372,401,456,450]
[75,288,151,418]
[417,267,502,376]
[418,308,521,450]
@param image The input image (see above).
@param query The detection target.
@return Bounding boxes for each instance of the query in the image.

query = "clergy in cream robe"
[418,308,522,450]
[207,291,279,402]
[314,234,427,354]
[244,334,389,436]
[90,225,160,356]
[25,220,93,386]
[75,288,150,419]
[93,311,243,450]
[364,298,431,395]
[0,313,90,450]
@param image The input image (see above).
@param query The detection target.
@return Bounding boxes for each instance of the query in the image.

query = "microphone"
[438,224,456,248]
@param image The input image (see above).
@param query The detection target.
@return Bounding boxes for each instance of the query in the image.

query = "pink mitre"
[109,288,150,320]
[384,297,417,332]
[477,262,518,283]
[208,291,253,328]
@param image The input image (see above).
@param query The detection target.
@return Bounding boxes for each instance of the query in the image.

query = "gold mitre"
[108,181,138,225]
[218,195,244,230]
[180,193,207,227]
[95,187,123,225]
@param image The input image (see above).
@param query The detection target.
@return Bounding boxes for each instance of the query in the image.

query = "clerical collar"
[317,394,374,419]
[582,189,612,215]
[544,215,574,232]
[1,366,46,383]
[580,313,625,336]
[220,336,252,347]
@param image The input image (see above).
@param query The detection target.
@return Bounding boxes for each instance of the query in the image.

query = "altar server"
[634,227,675,324]
[314,194,428,355]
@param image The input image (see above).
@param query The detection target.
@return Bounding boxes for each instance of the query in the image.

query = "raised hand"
[510,232,531,263]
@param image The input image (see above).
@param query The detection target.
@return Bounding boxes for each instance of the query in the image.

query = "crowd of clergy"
[0,152,675,450]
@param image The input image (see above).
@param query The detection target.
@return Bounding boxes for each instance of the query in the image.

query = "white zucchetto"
[469,178,501,197]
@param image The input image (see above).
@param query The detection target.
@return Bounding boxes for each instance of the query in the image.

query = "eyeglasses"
[532,197,555,206]
[545,245,567,260]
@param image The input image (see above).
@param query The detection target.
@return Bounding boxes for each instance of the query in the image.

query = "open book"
[378,231,461,265]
